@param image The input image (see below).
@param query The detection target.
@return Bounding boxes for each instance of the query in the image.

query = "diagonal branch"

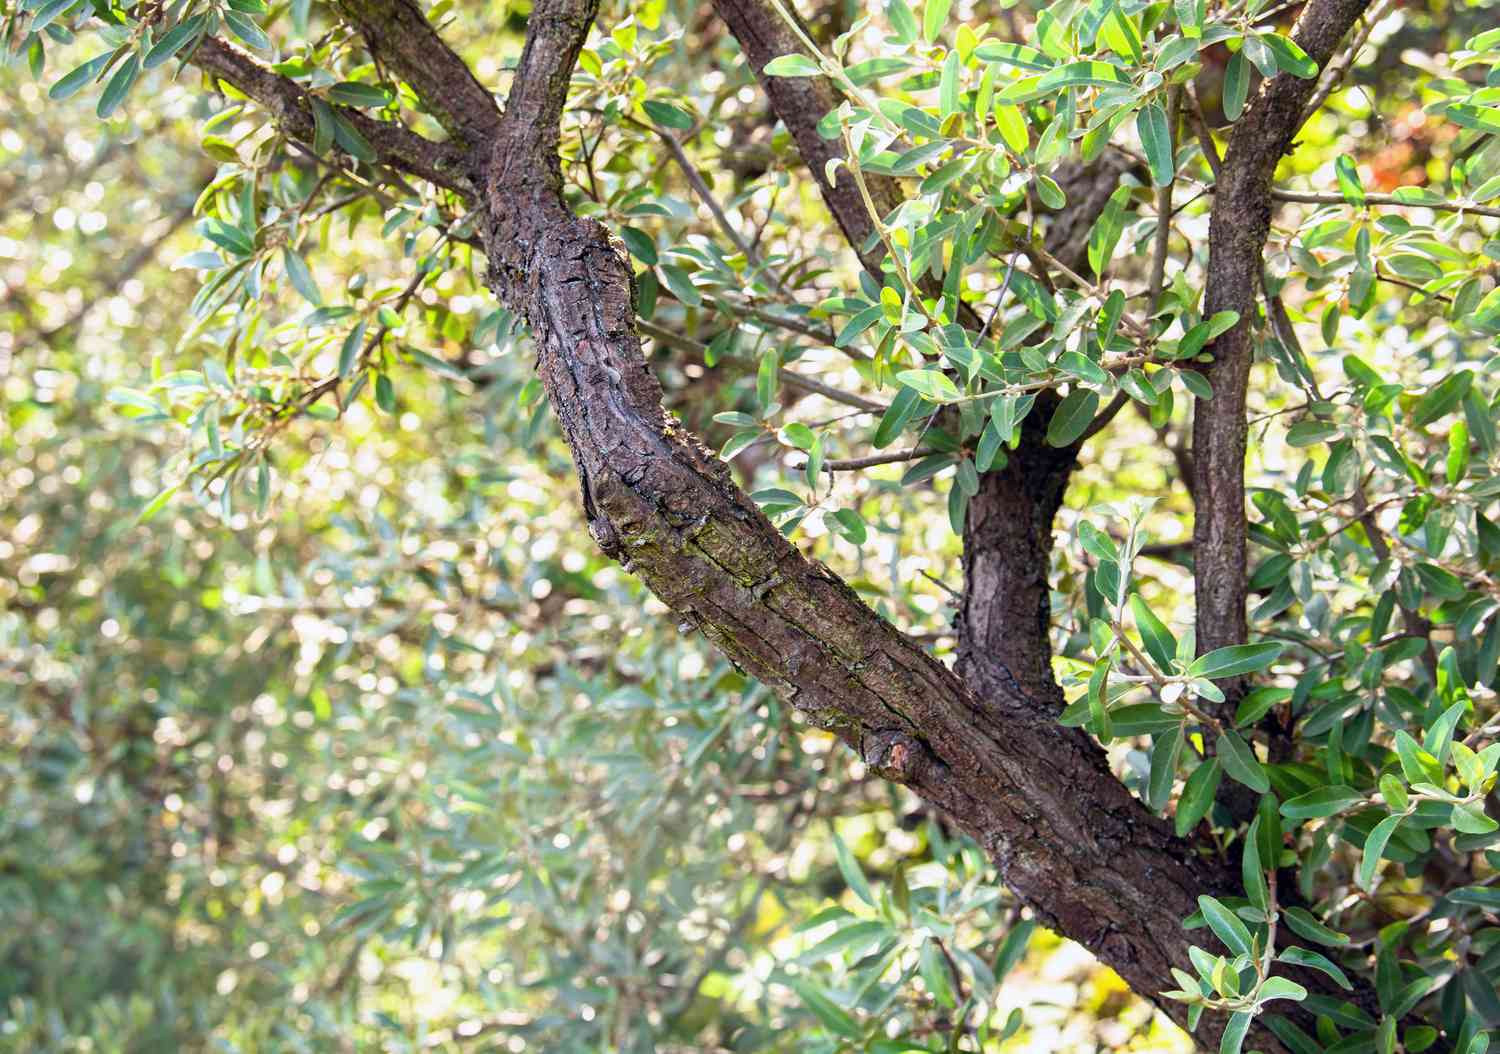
[333,0,503,148]
[1192,0,1374,699]
[190,36,474,197]
[473,3,1356,1051]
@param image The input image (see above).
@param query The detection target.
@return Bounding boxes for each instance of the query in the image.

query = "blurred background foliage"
[2,0,1498,1050]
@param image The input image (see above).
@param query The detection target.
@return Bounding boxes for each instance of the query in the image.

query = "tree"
[3,0,1499,1050]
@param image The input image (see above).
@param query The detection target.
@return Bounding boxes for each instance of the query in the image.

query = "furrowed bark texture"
[1193,0,1373,675]
[957,155,1135,708]
[477,1,1286,1047]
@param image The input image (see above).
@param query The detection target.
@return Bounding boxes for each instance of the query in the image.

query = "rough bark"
[335,0,502,149]
[190,36,475,196]
[182,1,1393,1047]
[1193,0,1374,681]
[475,2,1279,1047]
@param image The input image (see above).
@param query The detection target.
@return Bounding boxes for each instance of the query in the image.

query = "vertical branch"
[1192,0,1373,696]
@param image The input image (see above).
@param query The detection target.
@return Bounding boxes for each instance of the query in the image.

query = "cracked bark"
[1193,0,1374,694]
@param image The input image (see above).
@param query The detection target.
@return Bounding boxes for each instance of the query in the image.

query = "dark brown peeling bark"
[1193,0,1373,692]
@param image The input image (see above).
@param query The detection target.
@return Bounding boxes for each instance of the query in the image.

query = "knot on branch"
[861,729,943,784]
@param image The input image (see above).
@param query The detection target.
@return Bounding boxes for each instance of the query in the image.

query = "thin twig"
[794,445,938,473]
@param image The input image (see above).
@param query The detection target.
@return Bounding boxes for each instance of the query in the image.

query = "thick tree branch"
[190,37,474,197]
[334,0,503,148]
[1192,0,1373,692]
[473,4,1348,1050]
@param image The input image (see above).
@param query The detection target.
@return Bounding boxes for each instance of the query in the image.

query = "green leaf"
[331,112,377,162]
[1220,1011,1252,1054]
[873,386,923,448]
[757,349,778,411]
[327,81,393,108]
[1261,33,1319,78]
[831,829,874,907]
[96,54,140,119]
[1187,642,1282,680]
[1046,388,1100,447]
[1280,785,1362,820]
[896,369,960,403]
[922,0,952,42]
[225,10,272,52]
[282,248,321,306]
[1359,813,1401,889]
[1394,731,1442,785]
[1411,370,1473,426]
[1028,168,1065,207]
[1278,946,1352,989]
[1148,726,1183,813]
[1451,803,1498,835]
[144,15,206,69]
[1137,102,1174,187]
[1223,52,1249,122]
[338,321,366,379]
[1282,906,1350,946]
[763,54,821,77]
[1036,61,1133,92]
[137,483,181,523]
[1197,895,1253,958]
[939,50,961,117]
[885,0,920,42]
[374,372,396,413]
[619,227,657,265]
[994,919,1035,980]
[1445,104,1500,136]
[642,99,695,129]
[311,98,336,156]
[1177,369,1213,400]
[782,976,861,1039]
[29,0,82,32]
[50,52,112,100]
[1087,185,1131,276]
[781,423,816,451]
[918,938,957,1008]
[1218,731,1269,794]
[1101,2,1144,64]
[1175,758,1221,837]
[1335,155,1365,206]
[829,508,867,545]
[993,102,1029,153]
[973,41,1054,71]
[658,264,702,307]
[1258,976,1309,1004]
[721,429,762,460]
[1130,594,1177,670]
[1241,815,1268,910]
